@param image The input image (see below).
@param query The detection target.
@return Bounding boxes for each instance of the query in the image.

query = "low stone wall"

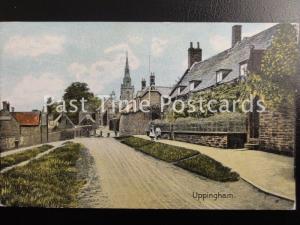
[119,111,151,136]
[259,109,295,155]
[48,130,75,142]
[160,131,246,148]
[152,119,247,149]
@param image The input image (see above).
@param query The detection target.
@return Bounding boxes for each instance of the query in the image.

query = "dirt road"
[75,137,293,209]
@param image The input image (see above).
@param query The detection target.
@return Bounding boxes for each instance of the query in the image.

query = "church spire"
[125,51,130,77]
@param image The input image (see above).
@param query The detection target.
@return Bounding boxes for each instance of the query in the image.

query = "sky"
[0,22,276,111]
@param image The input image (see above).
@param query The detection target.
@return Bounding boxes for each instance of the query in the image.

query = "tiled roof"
[171,24,282,98]
[12,112,40,126]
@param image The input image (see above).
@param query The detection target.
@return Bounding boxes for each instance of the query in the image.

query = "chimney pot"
[188,42,202,69]
[190,42,193,48]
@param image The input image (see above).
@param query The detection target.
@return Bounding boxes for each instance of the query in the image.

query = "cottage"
[169,24,298,155]
[0,101,48,151]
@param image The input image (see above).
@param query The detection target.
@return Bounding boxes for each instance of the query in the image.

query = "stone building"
[0,101,48,151]
[119,73,172,136]
[136,72,172,110]
[169,24,298,155]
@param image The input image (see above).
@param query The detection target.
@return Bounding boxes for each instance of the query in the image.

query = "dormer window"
[216,71,223,83]
[189,82,195,90]
[239,61,248,77]
[176,85,186,95]
[177,87,181,95]
[216,69,231,84]
[189,80,202,91]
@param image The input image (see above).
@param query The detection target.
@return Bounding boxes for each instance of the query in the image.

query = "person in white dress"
[149,126,155,141]
[155,127,161,140]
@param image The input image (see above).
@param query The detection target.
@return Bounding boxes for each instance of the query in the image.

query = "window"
[216,71,223,83]
[240,62,248,77]
[189,82,194,90]
[177,87,181,95]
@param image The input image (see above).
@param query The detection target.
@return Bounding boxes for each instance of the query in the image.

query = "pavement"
[135,135,296,201]
[74,137,293,209]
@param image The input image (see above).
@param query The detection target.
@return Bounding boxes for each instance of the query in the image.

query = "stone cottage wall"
[19,126,42,147]
[119,111,151,136]
[259,108,295,155]
[0,115,20,150]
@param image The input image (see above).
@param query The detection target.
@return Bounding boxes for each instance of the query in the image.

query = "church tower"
[120,52,134,101]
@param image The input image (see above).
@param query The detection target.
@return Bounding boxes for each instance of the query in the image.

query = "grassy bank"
[119,136,198,162]
[0,144,53,170]
[175,154,239,182]
[138,142,198,162]
[118,136,153,148]
[0,142,86,207]
[117,136,239,182]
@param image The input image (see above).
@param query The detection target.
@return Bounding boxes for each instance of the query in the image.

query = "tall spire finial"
[124,51,130,77]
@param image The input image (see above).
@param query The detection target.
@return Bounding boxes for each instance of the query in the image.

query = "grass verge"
[0,144,53,170]
[119,136,153,148]
[0,142,86,207]
[118,136,198,162]
[117,136,239,182]
[138,142,198,162]
[175,154,240,182]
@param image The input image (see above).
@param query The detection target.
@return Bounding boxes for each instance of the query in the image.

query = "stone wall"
[19,126,42,147]
[0,137,16,151]
[143,91,161,105]
[48,130,75,142]
[152,119,247,149]
[259,109,295,155]
[119,111,151,136]
[0,114,20,151]
[161,131,246,148]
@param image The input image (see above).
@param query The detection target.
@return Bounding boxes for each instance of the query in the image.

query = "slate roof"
[136,86,173,98]
[170,24,282,98]
[12,112,40,126]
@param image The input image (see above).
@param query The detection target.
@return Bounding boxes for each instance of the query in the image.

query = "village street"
[74,137,293,209]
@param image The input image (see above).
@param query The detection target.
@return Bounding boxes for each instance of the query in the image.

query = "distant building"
[136,72,172,112]
[0,101,47,151]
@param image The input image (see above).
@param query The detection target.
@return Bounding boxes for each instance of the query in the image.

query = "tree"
[246,24,299,109]
[63,82,96,123]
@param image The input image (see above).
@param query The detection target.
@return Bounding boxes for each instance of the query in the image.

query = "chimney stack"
[232,25,242,47]
[188,42,202,69]
[11,107,15,112]
[150,72,155,86]
[2,101,10,112]
[141,78,146,90]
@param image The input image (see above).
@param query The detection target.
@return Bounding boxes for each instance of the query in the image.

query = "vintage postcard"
[0,22,298,210]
